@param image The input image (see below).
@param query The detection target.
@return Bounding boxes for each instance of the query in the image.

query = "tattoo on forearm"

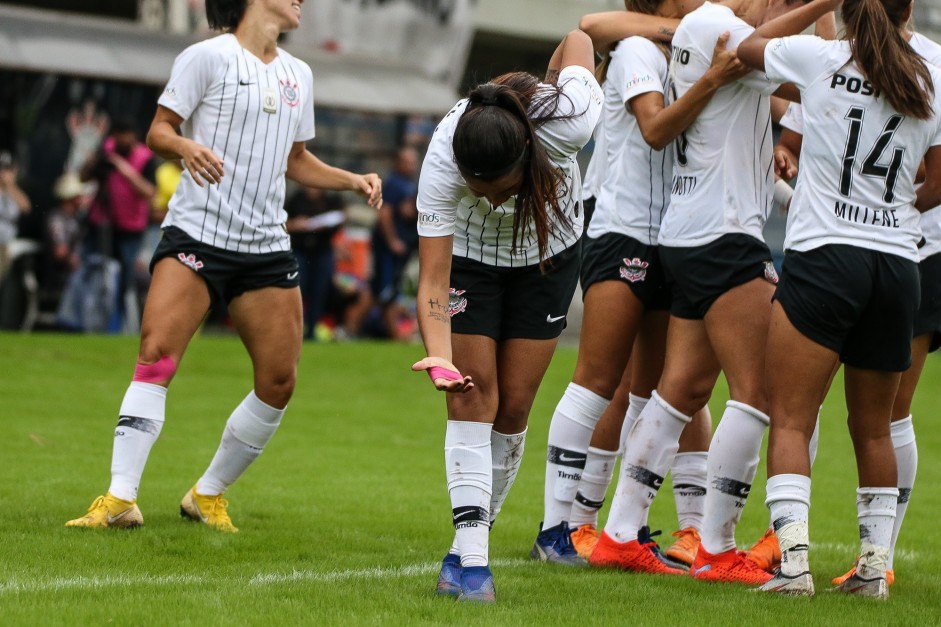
[658,27,675,37]
[427,297,447,312]
[428,311,450,324]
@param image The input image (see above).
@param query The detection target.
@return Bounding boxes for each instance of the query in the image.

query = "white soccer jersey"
[158,34,316,254]
[589,37,671,245]
[909,32,941,259]
[779,102,803,134]
[581,116,607,201]
[765,35,941,262]
[659,2,778,248]
[417,65,602,267]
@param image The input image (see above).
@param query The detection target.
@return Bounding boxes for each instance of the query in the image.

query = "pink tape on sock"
[133,356,177,383]
[427,366,462,383]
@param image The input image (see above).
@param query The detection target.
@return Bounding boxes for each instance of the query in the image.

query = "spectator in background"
[0,150,32,284]
[285,185,346,340]
[45,173,86,296]
[81,118,158,328]
[371,146,419,340]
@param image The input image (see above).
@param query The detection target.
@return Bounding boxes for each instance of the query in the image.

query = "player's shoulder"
[276,46,314,78]
[178,33,238,62]
[678,2,739,34]
[910,32,941,69]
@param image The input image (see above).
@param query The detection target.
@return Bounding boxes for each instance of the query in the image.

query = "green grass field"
[1,333,940,625]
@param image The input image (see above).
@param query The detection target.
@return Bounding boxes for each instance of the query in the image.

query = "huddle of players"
[529,0,941,600]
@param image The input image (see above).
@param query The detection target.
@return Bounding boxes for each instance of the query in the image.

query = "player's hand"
[352,173,383,208]
[179,140,224,187]
[706,32,750,86]
[774,146,798,180]
[412,357,474,393]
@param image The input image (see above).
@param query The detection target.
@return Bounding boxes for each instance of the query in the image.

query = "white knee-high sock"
[445,420,493,567]
[110,382,167,501]
[856,487,898,579]
[490,428,527,524]
[766,473,811,577]
[569,447,618,527]
[889,417,917,570]
[701,401,769,554]
[196,391,285,496]
[768,411,820,529]
[604,391,690,543]
[671,452,708,532]
[543,383,609,529]
[619,394,649,455]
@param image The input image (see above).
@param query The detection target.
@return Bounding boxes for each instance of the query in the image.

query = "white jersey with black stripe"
[417,65,602,267]
[589,36,671,245]
[659,2,779,248]
[765,35,941,262]
[909,32,941,260]
[158,34,316,254]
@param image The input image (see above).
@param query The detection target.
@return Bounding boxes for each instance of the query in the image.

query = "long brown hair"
[843,0,933,119]
[452,77,578,265]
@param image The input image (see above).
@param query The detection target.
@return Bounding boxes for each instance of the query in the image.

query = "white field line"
[0,558,531,596]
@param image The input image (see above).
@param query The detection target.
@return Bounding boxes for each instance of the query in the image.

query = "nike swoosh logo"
[693,564,711,576]
[107,509,132,524]
[546,314,566,323]
[287,271,299,280]
[239,80,255,86]
[452,511,478,523]
[557,452,583,463]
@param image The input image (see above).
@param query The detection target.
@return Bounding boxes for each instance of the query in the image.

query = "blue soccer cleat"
[435,553,462,597]
[458,565,496,603]
[530,521,587,566]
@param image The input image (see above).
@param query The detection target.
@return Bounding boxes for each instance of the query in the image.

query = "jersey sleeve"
[724,20,780,95]
[295,63,316,143]
[779,102,804,134]
[764,35,831,91]
[157,42,217,120]
[536,65,603,159]
[616,39,668,104]
[416,104,466,238]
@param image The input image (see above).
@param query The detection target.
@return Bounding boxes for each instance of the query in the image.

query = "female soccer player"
[66,0,381,532]
[538,0,747,571]
[738,0,941,598]
[410,30,601,602]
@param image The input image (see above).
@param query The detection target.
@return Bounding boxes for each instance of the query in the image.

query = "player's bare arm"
[147,105,224,187]
[632,32,747,150]
[285,142,382,208]
[412,234,474,393]
[579,11,679,49]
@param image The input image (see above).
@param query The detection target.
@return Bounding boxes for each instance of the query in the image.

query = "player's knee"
[258,369,296,408]
[658,380,711,417]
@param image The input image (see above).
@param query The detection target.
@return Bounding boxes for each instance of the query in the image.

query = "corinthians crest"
[448,288,467,317]
[620,257,649,282]
[280,79,300,107]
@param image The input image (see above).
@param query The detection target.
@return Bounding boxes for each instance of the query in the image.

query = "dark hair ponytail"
[453,81,575,265]
[206,0,249,32]
[843,0,933,119]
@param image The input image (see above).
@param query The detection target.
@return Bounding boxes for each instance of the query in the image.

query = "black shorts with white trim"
[660,233,777,320]
[580,232,670,311]
[775,244,919,372]
[151,226,300,307]
[448,240,581,341]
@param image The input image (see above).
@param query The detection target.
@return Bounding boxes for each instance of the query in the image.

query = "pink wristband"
[427,366,463,383]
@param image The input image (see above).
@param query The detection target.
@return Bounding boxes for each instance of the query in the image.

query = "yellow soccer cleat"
[180,487,238,533]
[65,493,143,529]
[665,527,701,567]
[570,524,600,560]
